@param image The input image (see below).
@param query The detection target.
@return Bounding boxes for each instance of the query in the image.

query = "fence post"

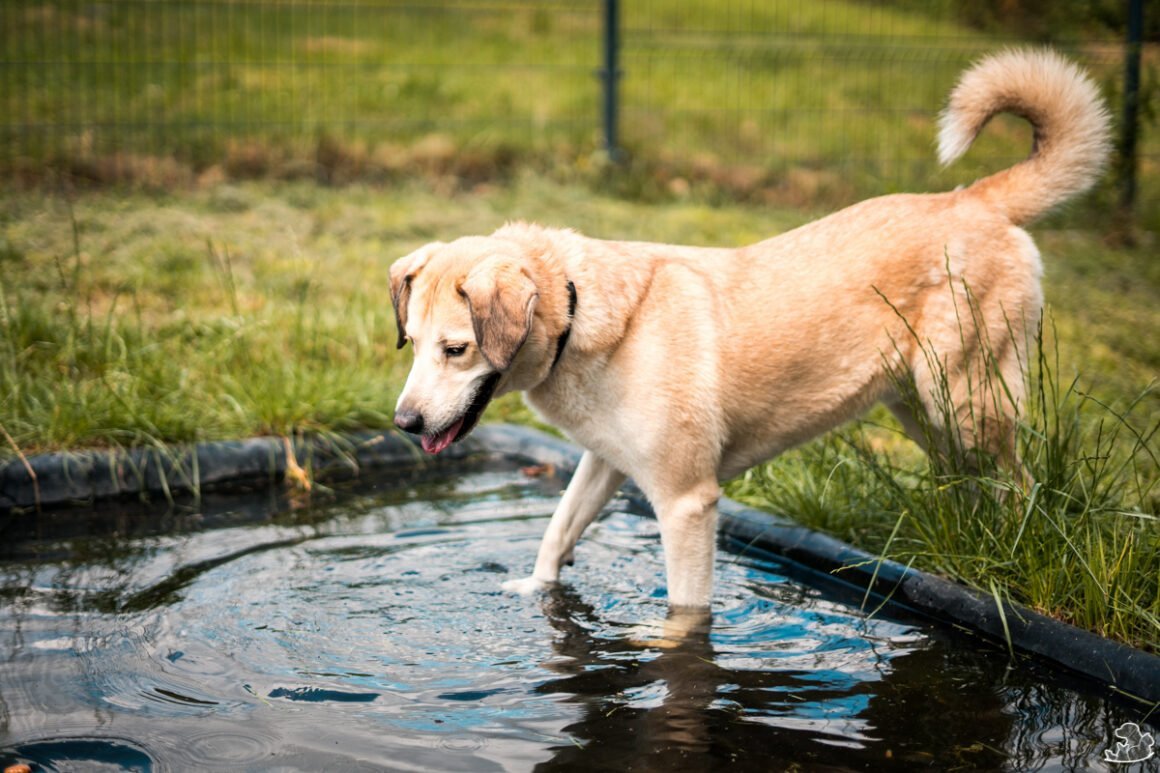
[1117,0,1143,229]
[600,0,622,161]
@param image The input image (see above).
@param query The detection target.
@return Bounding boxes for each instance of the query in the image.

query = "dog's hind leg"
[885,397,933,452]
[502,451,626,595]
[957,335,1028,478]
[900,329,1028,480]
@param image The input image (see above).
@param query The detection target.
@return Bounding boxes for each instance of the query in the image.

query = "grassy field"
[5,0,1156,227]
[1,175,1156,654]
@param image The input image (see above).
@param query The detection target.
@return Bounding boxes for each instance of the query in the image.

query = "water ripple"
[0,463,1147,771]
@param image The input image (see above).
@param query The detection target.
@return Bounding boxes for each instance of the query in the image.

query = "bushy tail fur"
[938,49,1112,225]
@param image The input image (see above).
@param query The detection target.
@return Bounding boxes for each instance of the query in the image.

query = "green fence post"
[600,0,622,162]
[1117,0,1144,230]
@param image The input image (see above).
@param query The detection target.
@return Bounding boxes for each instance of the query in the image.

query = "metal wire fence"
[2,0,1155,220]
[2,1,601,173]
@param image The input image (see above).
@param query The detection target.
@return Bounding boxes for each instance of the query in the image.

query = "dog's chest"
[526,366,643,469]
[527,373,605,437]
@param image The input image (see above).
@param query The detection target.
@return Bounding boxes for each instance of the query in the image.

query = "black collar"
[550,280,577,373]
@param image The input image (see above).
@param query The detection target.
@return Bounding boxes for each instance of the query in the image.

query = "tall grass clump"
[0,197,407,460]
[729,314,1159,653]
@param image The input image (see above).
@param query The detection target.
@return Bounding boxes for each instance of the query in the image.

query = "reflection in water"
[0,461,1153,771]
[533,590,1011,770]
[535,592,726,770]
[533,586,1142,771]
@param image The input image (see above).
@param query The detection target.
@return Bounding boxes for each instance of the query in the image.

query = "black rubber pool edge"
[3,422,1158,707]
[0,429,474,511]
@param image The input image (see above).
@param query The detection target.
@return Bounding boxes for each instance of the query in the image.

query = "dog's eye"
[444,344,468,358]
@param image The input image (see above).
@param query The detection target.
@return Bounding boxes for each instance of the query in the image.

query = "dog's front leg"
[502,451,626,595]
[654,482,721,609]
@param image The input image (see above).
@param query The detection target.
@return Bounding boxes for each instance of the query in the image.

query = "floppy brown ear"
[389,244,439,349]
[459,258,539,372]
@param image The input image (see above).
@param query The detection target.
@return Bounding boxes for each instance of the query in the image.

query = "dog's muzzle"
[393,408,424,435]
[396,371,502,455]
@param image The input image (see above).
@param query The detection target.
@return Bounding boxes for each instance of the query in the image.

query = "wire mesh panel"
[1,0,1154,220]
[1,0,601,179]
[620,1,1134,200]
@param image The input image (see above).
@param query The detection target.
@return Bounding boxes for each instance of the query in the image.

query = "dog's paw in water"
[502,576,556,596]
[626,609,713,650]
[626,618,685,650]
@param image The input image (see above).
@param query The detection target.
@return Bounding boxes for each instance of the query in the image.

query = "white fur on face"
[395,316,495,437]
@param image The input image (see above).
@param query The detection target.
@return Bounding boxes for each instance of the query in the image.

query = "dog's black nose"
[394,408,424,435]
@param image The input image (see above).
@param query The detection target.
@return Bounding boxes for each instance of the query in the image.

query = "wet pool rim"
[2,422,1158,707]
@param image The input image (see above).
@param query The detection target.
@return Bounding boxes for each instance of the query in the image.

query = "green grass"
[1,175,1156,654]
[5,0,1156,227]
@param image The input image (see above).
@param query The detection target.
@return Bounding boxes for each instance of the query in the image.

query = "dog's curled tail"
[938,48,1112,226]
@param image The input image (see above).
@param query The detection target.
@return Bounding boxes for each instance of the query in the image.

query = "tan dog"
[390,49,1110,609]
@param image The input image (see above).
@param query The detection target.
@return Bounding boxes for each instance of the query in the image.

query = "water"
[1,460,1154,772]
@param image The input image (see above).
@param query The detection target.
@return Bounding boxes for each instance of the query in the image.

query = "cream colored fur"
[391,49,1110,609]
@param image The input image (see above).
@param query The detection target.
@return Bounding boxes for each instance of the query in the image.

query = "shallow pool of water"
[1,459,1154,771]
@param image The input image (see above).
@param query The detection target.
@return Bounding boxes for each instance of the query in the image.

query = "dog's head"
[390,232,569,453]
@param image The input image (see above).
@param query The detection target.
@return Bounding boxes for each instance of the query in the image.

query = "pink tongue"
[421,417,465,455]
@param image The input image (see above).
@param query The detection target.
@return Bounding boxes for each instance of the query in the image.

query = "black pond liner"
[2,422,1158,707]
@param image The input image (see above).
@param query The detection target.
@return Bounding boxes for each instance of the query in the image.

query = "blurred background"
[2,0,1156,227]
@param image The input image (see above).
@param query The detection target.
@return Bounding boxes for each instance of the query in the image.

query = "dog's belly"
[715,356,897,480]
[718,404,869,479]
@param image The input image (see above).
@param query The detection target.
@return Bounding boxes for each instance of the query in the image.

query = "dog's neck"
[549,280,577,373]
